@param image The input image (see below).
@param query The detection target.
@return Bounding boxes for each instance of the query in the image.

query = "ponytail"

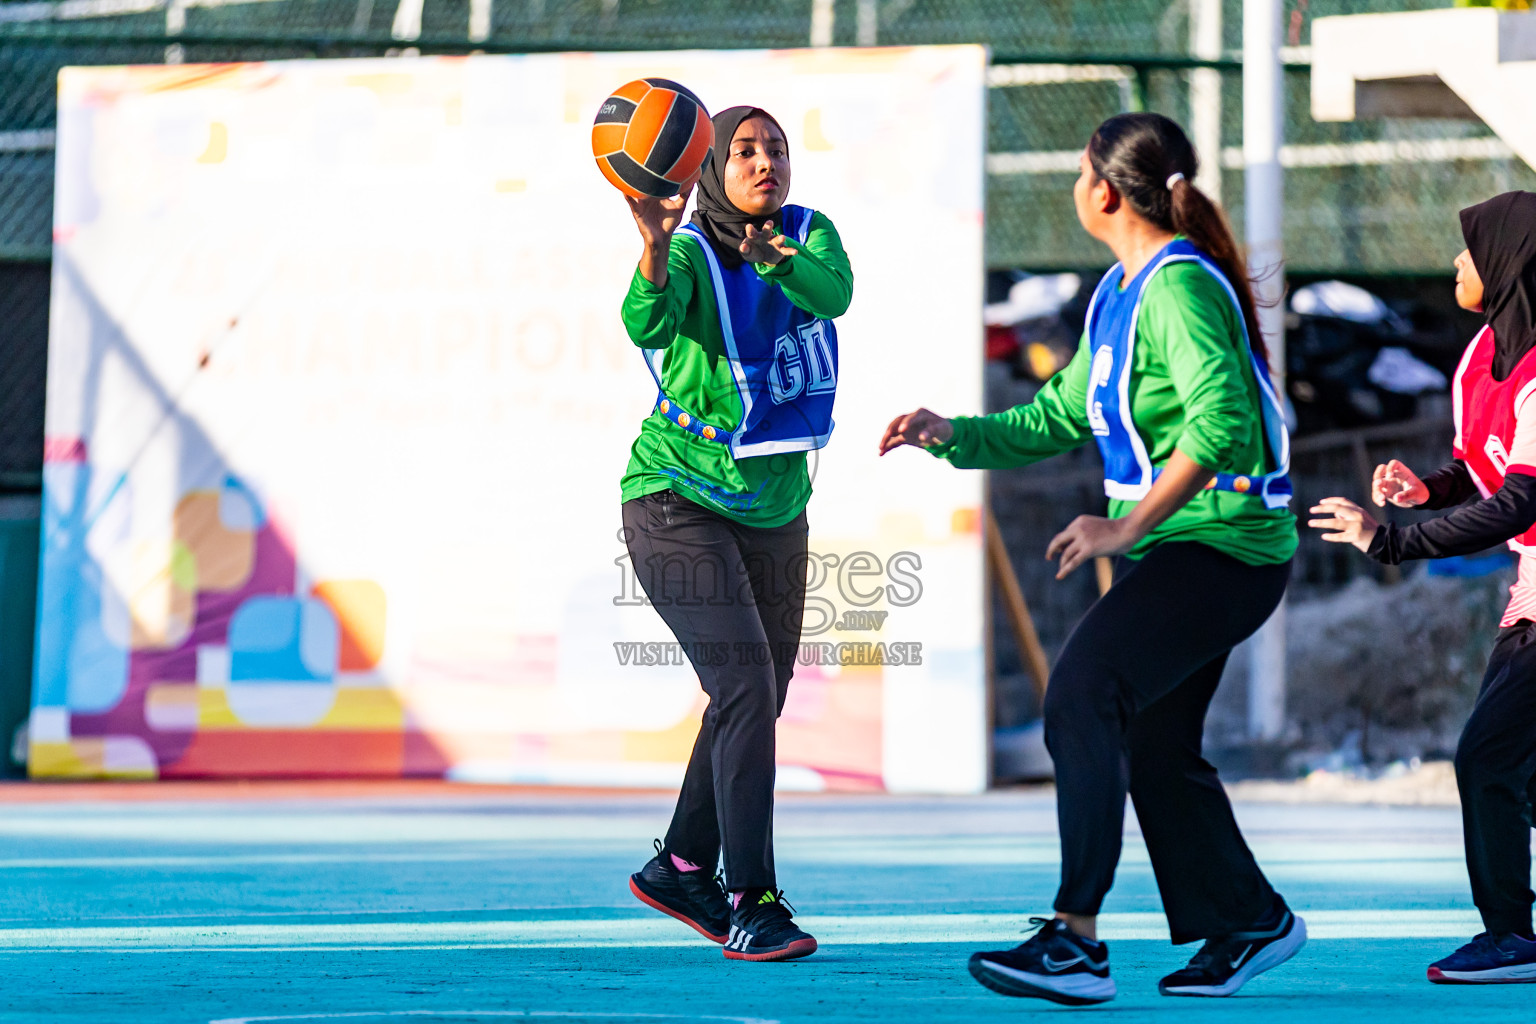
[1167,177,1270,368]
[1087,112,1272,367]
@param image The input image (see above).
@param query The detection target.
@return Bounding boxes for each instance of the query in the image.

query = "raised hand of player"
[1372,459,1429,508]
[626,181,695,251]
[1045,515,1140,581]
[1308,497,1381,552]
[879,407,954,455]
[740,221,797,266]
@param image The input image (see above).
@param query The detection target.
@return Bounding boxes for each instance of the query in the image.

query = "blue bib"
[1084,238,1292,509]
[646,205,838,458]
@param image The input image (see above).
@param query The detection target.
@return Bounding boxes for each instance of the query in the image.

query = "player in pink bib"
[1450,321,1536,574]
[1310,190,1536,985]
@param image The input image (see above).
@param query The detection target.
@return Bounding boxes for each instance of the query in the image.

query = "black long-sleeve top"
[1367,459,1536,563]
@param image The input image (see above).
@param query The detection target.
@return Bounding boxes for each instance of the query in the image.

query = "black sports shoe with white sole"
[1158,904,1307,997]
[629,839,731,944]
[968,918,1116,1005]
[722,888,818,962]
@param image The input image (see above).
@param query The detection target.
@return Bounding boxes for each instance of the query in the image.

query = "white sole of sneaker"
[1429,962,1536,984]
[969,957,1116,1005]
[1160,915,1308,998]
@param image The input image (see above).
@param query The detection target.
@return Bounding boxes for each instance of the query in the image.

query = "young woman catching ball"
[618,105,852,962]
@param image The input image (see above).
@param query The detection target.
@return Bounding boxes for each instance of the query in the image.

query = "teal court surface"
[0,782,1530,1023]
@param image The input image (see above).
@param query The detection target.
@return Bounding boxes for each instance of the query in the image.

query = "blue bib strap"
[655,395,732,445]
[1152,466,1294,506]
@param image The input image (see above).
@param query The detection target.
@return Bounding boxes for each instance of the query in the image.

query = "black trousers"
[1043,541,1291,944]
[1456,620,1536,936]
[621,489,808,892]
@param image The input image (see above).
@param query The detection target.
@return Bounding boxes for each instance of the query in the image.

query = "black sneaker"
[967,918,1115,1005]
[1159,905,1307,997]
[722,888,818,962]
[1428,931,1536,984]
[628,839,731,944]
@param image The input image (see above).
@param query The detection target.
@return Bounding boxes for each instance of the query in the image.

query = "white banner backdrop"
[35,46,988,792]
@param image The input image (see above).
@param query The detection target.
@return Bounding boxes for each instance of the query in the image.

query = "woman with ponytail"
[880,112,1303,1005]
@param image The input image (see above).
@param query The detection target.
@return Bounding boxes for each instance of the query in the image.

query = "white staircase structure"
[1312,7,1536,171]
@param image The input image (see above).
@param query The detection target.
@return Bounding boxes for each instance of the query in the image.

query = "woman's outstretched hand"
[1309,497,1381,552]
[740,221,797,266]
[879,408,954,455]
[1372,459,1429,508]
[1045,516,1141,581]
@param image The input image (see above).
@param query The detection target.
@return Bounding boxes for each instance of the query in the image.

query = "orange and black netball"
[592,78,713,199]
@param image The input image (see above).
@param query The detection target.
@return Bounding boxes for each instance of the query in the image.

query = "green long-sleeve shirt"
[619,211,853,526]
[932,260,1297,565]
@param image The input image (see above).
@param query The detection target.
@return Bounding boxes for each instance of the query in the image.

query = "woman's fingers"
[1045,526,1074,562]
[1371,463,1389,507]
[1308,497,1362,534]
[1055,540,1084,579]
[1309,496,1380,550]
[878,413,915,454]
[880,409,943,454]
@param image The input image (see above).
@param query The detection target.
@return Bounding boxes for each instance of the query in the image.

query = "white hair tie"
[1166,172,1186,190]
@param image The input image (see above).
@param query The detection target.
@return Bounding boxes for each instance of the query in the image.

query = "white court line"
[0,910,1485,952]
[213,1017,778,1024]
[0,852,520,870]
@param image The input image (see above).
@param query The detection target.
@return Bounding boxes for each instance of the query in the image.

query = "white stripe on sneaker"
[979,959,1117,1000]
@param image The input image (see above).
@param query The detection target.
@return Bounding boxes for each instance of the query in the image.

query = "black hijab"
[689,105,788,269]
[1461,191,1536,381]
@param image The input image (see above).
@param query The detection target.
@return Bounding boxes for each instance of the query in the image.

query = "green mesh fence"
[1,0,1530,271]
[986,61,1535,274]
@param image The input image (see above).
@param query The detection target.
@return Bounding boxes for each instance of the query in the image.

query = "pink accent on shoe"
[732,890,744,909]
[670,853,704,873]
